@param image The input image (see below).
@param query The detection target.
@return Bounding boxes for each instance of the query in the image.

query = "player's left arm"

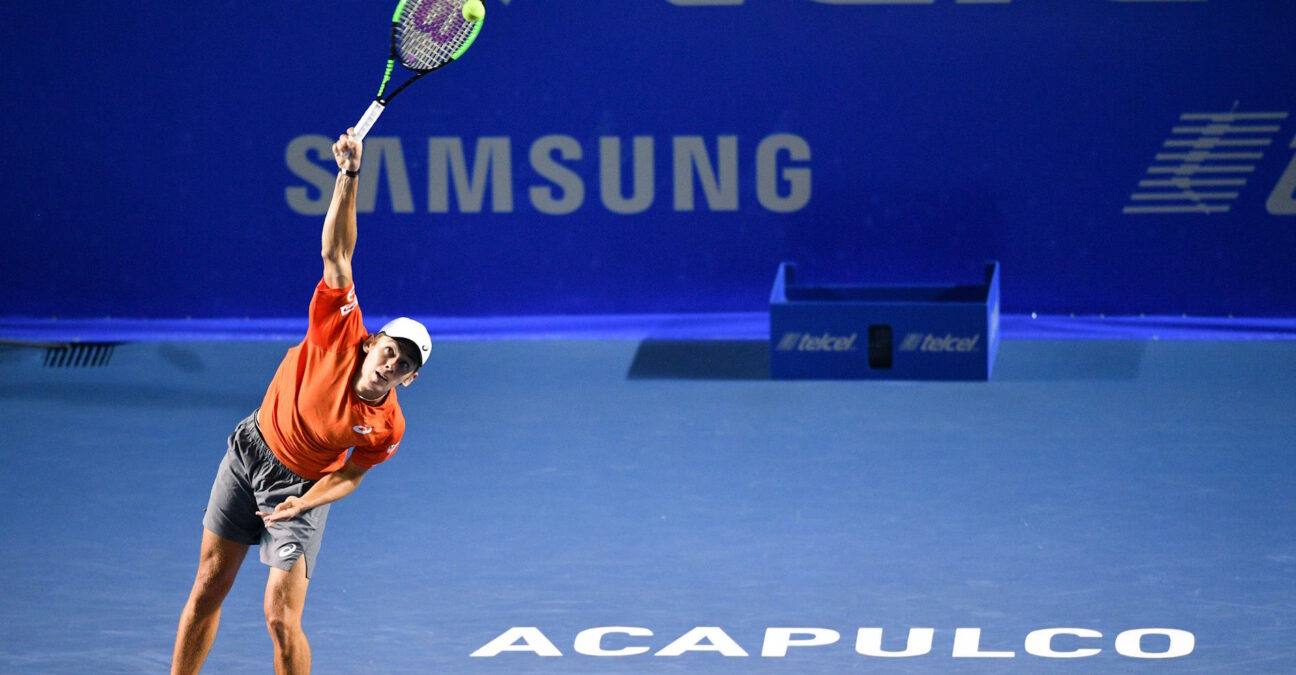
[258,460,370,524]
[321,130,363,290]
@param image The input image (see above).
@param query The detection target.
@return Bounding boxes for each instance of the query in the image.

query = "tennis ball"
[462,0,485,22]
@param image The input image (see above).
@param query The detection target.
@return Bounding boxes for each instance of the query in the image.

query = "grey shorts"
[203,412,330,578]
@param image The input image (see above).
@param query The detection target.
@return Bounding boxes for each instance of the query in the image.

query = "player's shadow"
[627,339,769,380]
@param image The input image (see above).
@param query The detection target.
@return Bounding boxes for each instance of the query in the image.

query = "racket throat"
[353,100,388,142]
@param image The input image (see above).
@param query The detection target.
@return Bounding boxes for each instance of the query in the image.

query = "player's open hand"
[333,128,362,173]
[257,496,306,525]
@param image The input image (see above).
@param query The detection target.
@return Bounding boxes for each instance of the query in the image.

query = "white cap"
[379,317,432,366]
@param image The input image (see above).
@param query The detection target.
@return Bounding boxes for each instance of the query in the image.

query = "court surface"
[1,336,1293,673]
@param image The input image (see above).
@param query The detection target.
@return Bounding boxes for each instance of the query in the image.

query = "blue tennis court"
[1,327,1293,673]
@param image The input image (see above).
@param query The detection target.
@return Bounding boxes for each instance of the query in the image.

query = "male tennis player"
[171,129,430,675]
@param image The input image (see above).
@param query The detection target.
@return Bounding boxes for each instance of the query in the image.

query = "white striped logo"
[1124,109,1288,215]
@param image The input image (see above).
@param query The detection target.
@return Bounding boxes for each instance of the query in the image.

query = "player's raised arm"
[321,130,362,289]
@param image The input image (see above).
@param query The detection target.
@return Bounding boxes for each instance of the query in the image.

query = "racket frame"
[352,0,484,142]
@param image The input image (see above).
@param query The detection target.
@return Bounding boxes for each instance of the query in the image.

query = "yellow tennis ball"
[462,0,485,22]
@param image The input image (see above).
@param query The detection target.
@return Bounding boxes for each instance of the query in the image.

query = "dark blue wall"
[6,1,1295,319]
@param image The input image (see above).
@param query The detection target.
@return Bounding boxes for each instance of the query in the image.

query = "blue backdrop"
[6,0,1295,320]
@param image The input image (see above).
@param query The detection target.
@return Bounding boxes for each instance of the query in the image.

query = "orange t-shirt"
[256,279,405,480]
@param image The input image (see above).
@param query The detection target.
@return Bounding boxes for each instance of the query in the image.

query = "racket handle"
[352,100,386,143]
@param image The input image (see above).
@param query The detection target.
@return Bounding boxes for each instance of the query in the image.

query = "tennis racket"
[351,0,485,143]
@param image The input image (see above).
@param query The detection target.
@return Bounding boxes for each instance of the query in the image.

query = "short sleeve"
[349,409,404,470]
[349,433,402,470]
[306,278,366,349]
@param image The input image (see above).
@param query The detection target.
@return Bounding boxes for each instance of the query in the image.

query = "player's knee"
[263,589,304,640]
[264,608,303,643]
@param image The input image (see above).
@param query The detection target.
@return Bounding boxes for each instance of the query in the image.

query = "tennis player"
[171,130,430,675]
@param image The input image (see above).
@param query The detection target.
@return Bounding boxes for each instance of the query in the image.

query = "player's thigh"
[194,528,250,597]
[264,557,310,623]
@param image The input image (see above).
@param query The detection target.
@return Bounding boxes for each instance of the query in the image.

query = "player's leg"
[175,413,266,673]
[171,528,250,675]
[250,414,328,674]
[264,558,312,675]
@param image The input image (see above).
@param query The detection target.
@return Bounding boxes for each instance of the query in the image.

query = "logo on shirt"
[353,425,374,435]
[387,442,400,455]
[341,288,358,316]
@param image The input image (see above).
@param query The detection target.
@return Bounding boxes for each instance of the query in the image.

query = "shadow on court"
[627,340,770,380]
[626,339,1148,383]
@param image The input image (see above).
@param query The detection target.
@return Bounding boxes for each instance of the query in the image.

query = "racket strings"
[395,0,477,70]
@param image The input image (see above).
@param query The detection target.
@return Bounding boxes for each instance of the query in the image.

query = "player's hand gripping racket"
[351,0,484,144]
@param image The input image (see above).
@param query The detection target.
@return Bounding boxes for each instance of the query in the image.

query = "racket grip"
[352,100,386,143]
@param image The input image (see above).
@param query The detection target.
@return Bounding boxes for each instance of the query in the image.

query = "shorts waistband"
[240,410,307,481]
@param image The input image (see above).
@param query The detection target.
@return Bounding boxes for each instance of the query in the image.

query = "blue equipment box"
[769,261,1000,380]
